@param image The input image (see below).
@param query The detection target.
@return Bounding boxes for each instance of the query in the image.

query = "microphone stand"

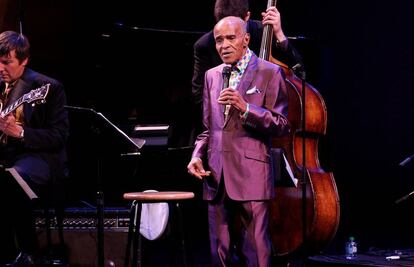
[293,64,308,266]
[395,190,414,204]
[301,71,307,266]
[399,152,414,167]
[18,0,25,34]
[96,165,104,267]
[395,152,414,204]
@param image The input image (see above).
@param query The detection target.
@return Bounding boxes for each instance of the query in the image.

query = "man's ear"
[21,57,28,67]
[243,33,250,48]
[244,11,251,22]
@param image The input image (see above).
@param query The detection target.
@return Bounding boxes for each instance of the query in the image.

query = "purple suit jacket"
[192,53,290,201]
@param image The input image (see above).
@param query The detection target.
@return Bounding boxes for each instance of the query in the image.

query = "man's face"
[0,50,27,83]
[214,18,250,65]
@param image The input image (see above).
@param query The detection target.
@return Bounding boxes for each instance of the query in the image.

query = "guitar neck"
[0,83,50,118]
[1,96,24,117]
[1,95,25,117]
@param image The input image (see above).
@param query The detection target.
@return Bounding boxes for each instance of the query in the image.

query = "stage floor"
[308,248,414,267]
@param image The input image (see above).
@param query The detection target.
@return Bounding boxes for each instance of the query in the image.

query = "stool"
[36,174,67,265]
[123,191,195,267]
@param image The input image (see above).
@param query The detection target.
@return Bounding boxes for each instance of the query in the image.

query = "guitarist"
[0,30,69,266]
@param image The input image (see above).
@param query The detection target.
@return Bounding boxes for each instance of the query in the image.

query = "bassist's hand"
[262,6,286,43]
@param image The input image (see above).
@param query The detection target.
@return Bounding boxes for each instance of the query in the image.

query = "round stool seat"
[123,191,195,202]
[123,190,194,267]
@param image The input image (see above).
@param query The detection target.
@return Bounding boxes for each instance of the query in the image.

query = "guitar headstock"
[26,83,50,106]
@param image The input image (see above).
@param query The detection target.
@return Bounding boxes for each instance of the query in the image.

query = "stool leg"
[131,202,142,267]
[125,201,137,267]
[44,206,52,251]
[176,202,188,267]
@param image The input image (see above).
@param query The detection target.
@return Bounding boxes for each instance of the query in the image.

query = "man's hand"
[262,6,286,43]
[218,88,247,114]
[187,157,211,180]
[0,114,23,138]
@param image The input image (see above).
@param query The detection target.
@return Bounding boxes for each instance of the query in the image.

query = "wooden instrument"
[259,0,340,256]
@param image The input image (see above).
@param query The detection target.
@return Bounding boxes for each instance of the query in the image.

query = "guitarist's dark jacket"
[0,67,69,184]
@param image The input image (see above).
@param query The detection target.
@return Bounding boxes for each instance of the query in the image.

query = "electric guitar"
[0,83,50,144]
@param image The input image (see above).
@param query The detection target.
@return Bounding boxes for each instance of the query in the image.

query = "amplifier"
[35,206,189,266]
[34,207,130,230]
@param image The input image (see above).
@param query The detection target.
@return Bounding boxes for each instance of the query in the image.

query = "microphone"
[222,66,231,117]
[399,153,414,167]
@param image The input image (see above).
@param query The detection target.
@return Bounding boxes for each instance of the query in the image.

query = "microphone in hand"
[222,66,231,116]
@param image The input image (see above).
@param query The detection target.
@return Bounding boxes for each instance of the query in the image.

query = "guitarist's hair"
[0,31,30,63]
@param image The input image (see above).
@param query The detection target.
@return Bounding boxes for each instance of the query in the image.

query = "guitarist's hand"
[0,114,23,139]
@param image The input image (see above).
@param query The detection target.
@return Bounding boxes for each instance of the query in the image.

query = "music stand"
[65,105,144,267]
[4,167,38,199]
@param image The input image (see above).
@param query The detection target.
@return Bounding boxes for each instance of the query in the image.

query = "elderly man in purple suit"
[187,16,290,267]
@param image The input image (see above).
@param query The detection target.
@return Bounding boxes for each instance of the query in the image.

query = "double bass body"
[259,0,340,257]
[269,68,340,256]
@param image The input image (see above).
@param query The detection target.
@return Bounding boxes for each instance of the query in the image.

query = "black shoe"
[12,252,36,267]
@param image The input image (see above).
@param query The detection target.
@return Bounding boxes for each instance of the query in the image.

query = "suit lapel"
[211,68,225,127]
[9,69,36,121]
[223,54,259,128]
[6,80,25,105]
[238,54,258,97]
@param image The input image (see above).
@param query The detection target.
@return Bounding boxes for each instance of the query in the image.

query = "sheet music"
[6,167,38,199]
[283,154,298,187]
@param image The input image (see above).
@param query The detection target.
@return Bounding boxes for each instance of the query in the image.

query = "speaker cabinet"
[37,228,127,267]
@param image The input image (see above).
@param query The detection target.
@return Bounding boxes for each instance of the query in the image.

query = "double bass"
[259,0,340,256]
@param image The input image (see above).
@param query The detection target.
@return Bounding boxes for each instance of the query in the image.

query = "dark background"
[2,0,414,261]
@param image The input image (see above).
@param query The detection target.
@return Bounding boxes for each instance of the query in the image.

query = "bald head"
[213,16,250,65]
[214,16,247,35]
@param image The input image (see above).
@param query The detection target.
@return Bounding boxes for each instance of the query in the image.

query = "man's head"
[0,31,30,83]
[214,0,250,22]
[214,16,250,65]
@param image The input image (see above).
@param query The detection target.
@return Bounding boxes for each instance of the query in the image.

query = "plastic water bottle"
[345,236,357,259]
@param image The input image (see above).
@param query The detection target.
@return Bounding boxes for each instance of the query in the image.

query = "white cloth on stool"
[139,190,169,240]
